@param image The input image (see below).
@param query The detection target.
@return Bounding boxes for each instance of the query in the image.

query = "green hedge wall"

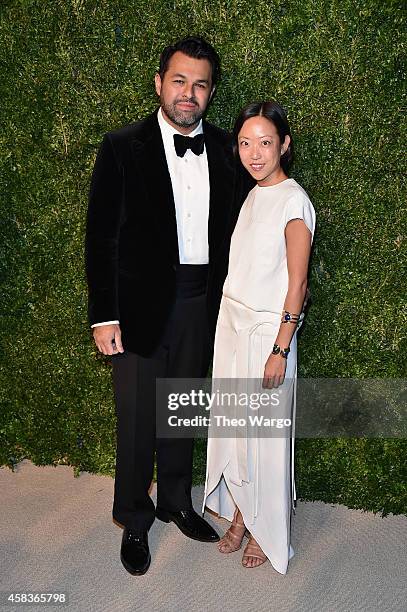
[1,0,405,515]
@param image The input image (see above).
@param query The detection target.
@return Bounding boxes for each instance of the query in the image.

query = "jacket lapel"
[204,122,236,261]
[131,110,179,264]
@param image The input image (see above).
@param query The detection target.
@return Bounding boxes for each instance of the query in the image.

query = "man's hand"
[93,324,124,355]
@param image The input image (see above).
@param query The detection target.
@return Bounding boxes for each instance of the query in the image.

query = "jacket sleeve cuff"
[91,320,120,328]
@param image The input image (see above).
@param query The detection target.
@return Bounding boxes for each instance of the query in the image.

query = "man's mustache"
[175,97,199,106]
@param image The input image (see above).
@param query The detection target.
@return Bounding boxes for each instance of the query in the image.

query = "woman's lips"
[250,164,265,172]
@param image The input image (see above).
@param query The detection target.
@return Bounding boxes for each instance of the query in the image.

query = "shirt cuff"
[91,320,120,328]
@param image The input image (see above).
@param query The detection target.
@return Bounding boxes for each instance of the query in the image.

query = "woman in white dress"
[202,101,316,573]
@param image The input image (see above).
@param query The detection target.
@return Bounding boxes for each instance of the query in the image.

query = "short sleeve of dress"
[284,193,316,241]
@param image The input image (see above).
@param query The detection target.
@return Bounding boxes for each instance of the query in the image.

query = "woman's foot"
[218,508,246,553]
[242,536,267,568]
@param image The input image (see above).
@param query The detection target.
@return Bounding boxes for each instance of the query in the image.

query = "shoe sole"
[120,553,151,576]
[156,509,220,543]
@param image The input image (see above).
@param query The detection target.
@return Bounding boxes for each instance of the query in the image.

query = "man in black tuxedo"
[85,36,251,575]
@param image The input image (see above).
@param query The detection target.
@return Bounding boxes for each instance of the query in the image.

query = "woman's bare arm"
[263,218,312,388]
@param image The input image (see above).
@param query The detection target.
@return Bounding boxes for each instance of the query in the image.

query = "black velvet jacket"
[85,109,252,356]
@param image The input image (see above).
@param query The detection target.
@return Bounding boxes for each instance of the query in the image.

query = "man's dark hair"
[233,101,294,174]
[158,36,220,88]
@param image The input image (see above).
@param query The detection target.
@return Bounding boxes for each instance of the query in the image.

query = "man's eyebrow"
[171,73,210,84]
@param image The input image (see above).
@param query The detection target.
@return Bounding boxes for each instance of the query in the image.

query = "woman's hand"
[262,353,287,389]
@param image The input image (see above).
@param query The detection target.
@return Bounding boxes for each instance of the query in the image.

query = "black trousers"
[112,265,212,531]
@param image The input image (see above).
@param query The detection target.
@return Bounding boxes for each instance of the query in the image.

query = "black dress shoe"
[120,529,151,575]
[156,508,220,542]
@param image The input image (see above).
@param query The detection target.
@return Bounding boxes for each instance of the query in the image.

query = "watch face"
[272,344,280,355]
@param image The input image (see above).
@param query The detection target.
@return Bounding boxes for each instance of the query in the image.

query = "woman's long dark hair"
[233,101,293,174]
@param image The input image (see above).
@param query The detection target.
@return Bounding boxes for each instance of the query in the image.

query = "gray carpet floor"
[0,460,406,612]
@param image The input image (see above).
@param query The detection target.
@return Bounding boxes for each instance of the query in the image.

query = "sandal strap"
[232,520,245,529]
[231,509,245,530]
[225,528,243,543]
[219,522,246,552]
[243,540,267,561]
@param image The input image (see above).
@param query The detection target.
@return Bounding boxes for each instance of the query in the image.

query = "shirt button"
[187,238,192,242]
[187,212,191,218]
[184,159,188,163]
[187,185,191,190]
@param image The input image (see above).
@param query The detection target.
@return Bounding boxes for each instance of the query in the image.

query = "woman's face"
[238,116,290,186]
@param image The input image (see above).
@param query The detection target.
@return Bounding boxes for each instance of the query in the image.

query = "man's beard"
[161,97,204,128]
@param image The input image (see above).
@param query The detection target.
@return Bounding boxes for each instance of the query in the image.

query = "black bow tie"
[173,133,205,158]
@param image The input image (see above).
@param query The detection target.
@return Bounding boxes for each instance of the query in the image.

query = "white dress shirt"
[157,106,210,263]
[92,107,210,328]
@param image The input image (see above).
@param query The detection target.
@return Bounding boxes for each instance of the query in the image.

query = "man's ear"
[154,73,162,97]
